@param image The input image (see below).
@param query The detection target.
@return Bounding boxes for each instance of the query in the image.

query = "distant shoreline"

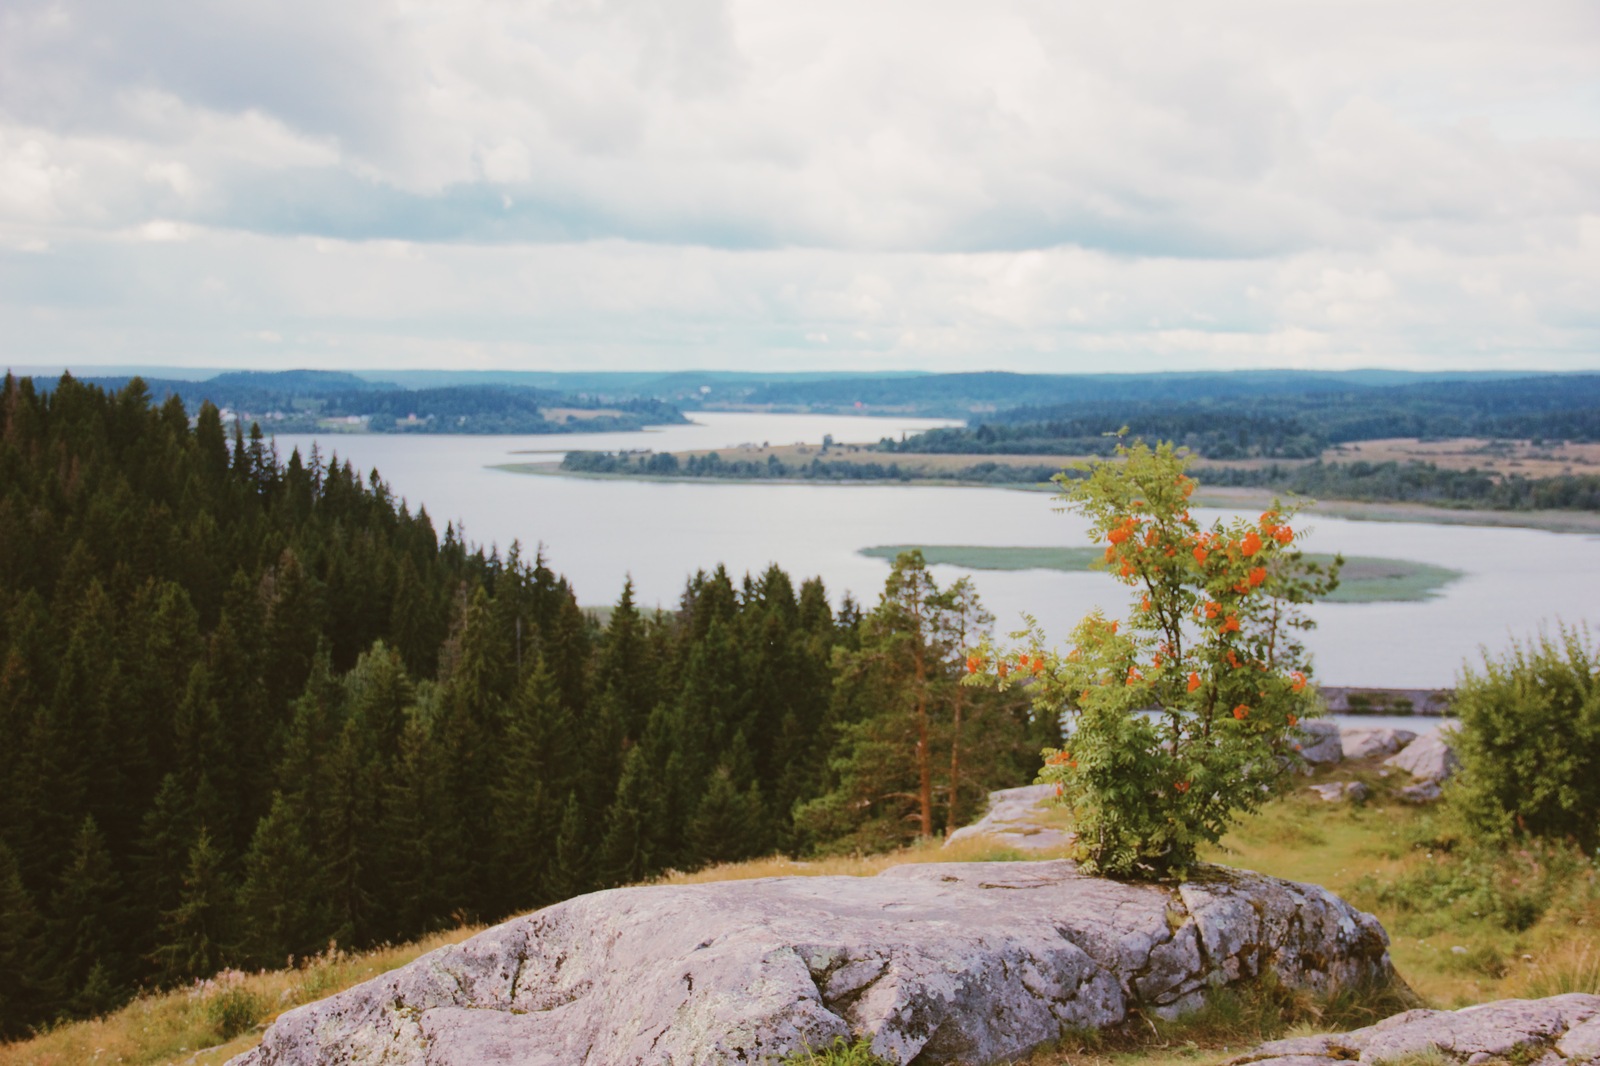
[493,460,1600,535]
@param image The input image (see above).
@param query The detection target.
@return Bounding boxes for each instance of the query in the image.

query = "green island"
[859,546,1463,603]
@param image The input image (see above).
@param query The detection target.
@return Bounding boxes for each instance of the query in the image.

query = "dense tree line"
[737,368,1543,416]
[1197,461,1600,511]
[0,375,1047,1035]
[38,372,687,436]
[562,450,1067,485]
[882,374,1600,459]
[560,449,1600,512]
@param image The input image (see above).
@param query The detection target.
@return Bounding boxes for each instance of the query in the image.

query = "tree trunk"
[944,684,963,838]
[914,639,933,839]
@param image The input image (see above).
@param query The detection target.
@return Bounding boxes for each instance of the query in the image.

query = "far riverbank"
[502,457,1600,536]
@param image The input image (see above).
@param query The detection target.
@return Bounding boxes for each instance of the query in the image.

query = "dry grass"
[655,834,1066,886]
[0,929,482,1066]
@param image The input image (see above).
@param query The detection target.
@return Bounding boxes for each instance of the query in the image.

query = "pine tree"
[545,791,590,905]
[132,773,197,956]
[235,794,328,969]
[686,766,768,867]
[151,827,234,984]
[595,746,658,888]
[47,817,127,1018]
[490,661,577,915]
[0,841,44,1037]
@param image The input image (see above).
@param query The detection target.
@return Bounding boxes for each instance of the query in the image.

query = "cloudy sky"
[2,0,1597,374]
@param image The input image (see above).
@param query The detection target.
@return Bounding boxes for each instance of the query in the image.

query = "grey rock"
[1308,781,1370,803]
[1560,1013,1600,1060]
[944,784,1073,852]
[1385,731,1460,783]
[1399,780,1444,804]
[1298,720,1344,765]
[232,862,1397,1066]
[1232,994,1600,1066]
[1340,727,1418,760]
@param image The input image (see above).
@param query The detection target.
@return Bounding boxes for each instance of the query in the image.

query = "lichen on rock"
[232,860,1399,1066]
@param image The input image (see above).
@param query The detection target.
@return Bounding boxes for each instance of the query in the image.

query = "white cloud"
[0,0,1595,370]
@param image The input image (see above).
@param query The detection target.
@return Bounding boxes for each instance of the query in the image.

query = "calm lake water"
[273,412,1600,690]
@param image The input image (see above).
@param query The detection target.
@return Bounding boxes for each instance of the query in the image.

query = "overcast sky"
[2,0,1597,375]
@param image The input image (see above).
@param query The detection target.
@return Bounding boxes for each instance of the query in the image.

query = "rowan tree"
[973,441,1333,879]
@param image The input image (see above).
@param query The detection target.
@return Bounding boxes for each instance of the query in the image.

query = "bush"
[192,970,264,1042]
[1450,625,1600,851]
[972,441,1330,879]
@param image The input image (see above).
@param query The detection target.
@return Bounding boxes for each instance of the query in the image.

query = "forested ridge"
[0,374,1049,1035]
[881,374,1600,459]
[34,371,687,435]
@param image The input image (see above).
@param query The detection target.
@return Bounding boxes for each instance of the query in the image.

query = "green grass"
[860,545,1107,572]
[1327,558,1465,603]
[859,546,1462,603]
[780,1036,897,1065]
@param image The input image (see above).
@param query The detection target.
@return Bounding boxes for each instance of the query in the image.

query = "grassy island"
[859,546,1463,604]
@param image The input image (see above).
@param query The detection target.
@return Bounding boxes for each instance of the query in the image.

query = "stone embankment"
[231,861,1396,1066]
[1231,994,1600,1066]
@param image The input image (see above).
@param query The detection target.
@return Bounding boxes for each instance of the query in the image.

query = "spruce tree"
[595,746,658,888]
[236,794,328,969]
[151,827,234,984]
[491,661,576,915]
[47,817,127,1018]
[0,841,44,1037]
[545,791,590,904]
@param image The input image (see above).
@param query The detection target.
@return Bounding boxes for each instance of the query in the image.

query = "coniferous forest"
[0,374,1053,1035]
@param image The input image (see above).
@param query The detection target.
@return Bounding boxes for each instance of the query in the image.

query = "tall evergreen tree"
[151,827,234,984]
[47,817,127,1018]
[236,793,329,969]
[0,841,44,1037]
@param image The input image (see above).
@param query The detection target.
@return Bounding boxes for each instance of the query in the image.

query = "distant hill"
[880,373,1600,457]
[208,369,397,394]
[18,371,686,435]
[738,369,1549,417]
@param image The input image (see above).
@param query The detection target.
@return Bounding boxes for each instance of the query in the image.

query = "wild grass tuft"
[1518,940,1600,997]
[654,833,1052,886]
[1369,1048,1454,1066]
[779,1035,896,1065]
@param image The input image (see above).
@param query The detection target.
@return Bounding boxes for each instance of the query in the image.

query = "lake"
[272,412,1600,690]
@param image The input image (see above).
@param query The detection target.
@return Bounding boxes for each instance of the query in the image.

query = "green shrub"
[1450,625,1600,851]
[972,441,1330,879]
[1354,829,1597,936]
[197,972,264,1041]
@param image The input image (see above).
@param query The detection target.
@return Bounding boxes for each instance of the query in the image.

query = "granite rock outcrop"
[232,861,1397,1066]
